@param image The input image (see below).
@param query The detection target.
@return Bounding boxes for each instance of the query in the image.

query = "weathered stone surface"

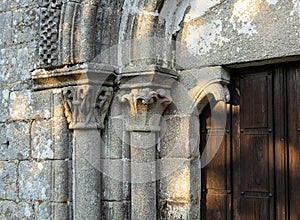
[102,201,130,220]
[51,117,70,159]
[0,88,10,122]
[102,174,123,201]
[31,120,54,159]
[52,89,65,117]
[0,12,12,47]
[160,115,199,158]
[12,6,37,44]
[32,90,51,119]
[51,160,69,202]
[19,161,52,200]
[0,161,17,200]
[103,117,123,159]
[178,0,300,68]
[34,201,69,220]
[0,201,33,220]
[0,43,36,83]
[9,90,32,120]
[0,122,30,160]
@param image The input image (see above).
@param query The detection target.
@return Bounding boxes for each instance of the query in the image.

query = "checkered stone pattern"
[38,0,62,67]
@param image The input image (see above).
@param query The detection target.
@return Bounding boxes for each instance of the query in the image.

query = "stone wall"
[0,0,71,219]
[0,0,299,219]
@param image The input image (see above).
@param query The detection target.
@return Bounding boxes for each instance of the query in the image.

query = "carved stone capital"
[63,85,113,130]
[120,88,172,115]
[117,66,177,131]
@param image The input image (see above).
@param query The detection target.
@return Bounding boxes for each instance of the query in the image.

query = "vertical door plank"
[287,64,300,220]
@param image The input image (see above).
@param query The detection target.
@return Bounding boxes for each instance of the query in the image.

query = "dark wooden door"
[200,101,231,220]
[233,71,275,220]
[200,62,300,220]
[287,64,300,220]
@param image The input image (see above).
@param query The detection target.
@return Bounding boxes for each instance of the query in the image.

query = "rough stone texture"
[19,160,52,200]
[9,90,32,120]
[31,120,54,159]
[0,122,30,160]
[34,201,69,220]
[19,160,69,202]
[0,0,299,219]
[32,90,51,119]
[0,161,18,200]
[0,11,12,47]
[0,201,34,220]
[102,201,130,220]
[12,6,37,44]
[0,88,10,122]
[178,0,300,68]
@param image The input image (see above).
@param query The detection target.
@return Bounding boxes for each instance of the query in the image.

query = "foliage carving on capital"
[63,85,113,130]
[119,88,172,116]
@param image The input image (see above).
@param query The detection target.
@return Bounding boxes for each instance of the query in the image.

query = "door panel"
[287,64,300,220]
[236,71,274,220]
[200,62,300,220]
[200,102,231,220]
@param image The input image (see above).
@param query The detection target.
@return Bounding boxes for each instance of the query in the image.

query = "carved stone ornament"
[120,88,172,115]
[63,85,113,130]
[119,88,172,131]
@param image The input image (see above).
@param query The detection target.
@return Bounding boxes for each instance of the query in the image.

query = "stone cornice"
[32,63,115,90]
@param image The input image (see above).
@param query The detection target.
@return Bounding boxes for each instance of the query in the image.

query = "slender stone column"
[118,66,177,220]
[59,63,114,219]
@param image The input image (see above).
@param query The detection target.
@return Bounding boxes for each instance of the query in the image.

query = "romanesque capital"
[63,85,113,130]
[117,66,177,131]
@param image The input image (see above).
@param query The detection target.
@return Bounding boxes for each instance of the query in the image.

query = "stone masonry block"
[0,11,12,47]
[102,201,130,220]
[34,201,69,220]
[52,89,65,117]
[0,161,18,200]
[19,161,52,200]
[13,43,36,81]
[51,117,70,159]
[102,174,123,201]
[0,88,9,122]
[104,117,123,159]
[0,122,30,160]
[160,115,200,159]
[31,120,54,159]
[0,201,33,220]
[9,90,32,120]
[51,160,69,202]
[32,90,51,119]
[12,6,38,44]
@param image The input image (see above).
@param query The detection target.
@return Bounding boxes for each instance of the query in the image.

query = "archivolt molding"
[185,66,231,113]
[38,0,100,68]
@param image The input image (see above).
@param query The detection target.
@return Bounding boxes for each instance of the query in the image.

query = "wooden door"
[287,64,300,220]
[200,62,300,220]
[200,101,231,220]
[233,71,275,220]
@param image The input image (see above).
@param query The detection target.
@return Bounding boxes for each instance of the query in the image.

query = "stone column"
[55,63,114,219]
[118,66,177,220]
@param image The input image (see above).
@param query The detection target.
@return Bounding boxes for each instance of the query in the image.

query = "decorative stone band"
[63,85,113,130]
